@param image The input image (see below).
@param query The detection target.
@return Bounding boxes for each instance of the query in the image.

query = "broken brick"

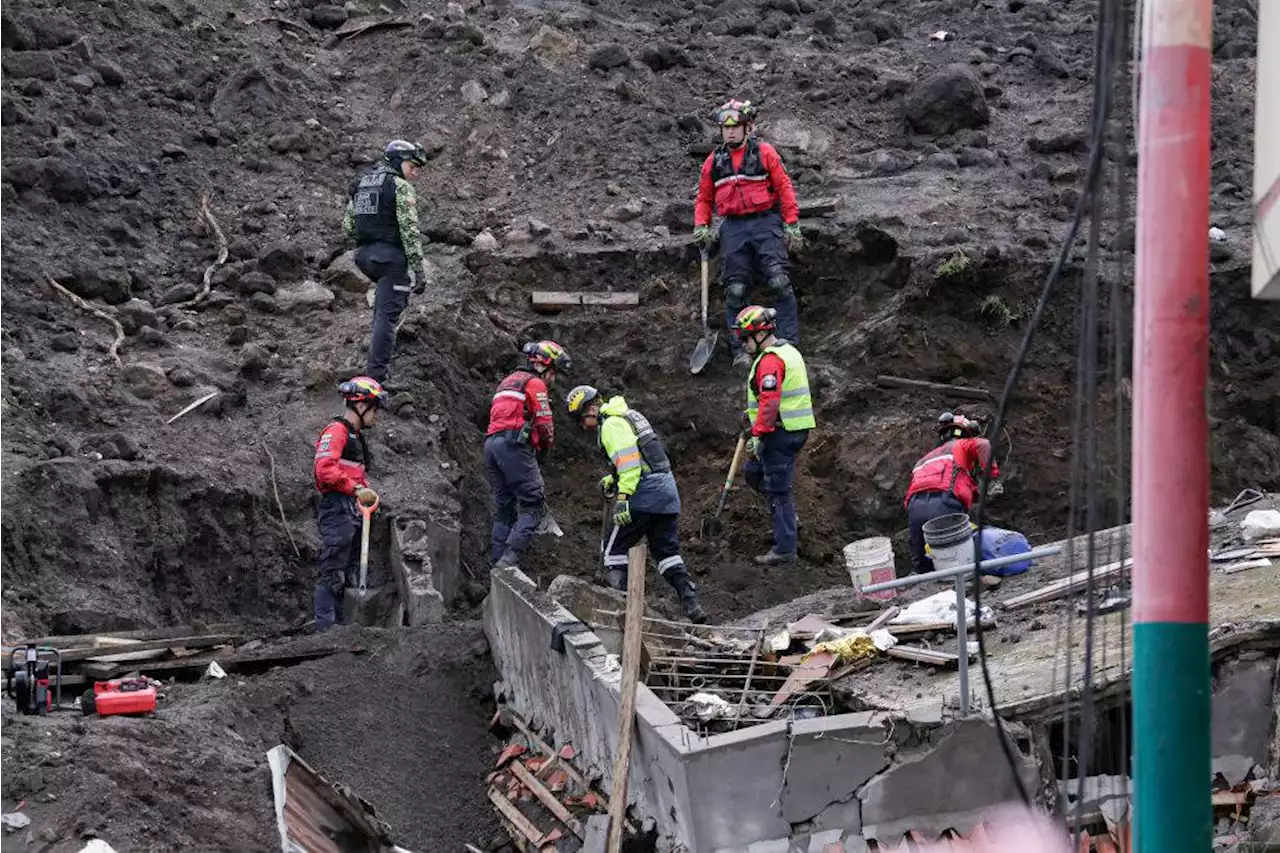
[495,742,527,768]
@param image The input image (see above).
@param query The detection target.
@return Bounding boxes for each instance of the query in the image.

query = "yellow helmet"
[565,385,599,420]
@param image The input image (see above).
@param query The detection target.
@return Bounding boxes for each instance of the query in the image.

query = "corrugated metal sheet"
[266,744,412,853]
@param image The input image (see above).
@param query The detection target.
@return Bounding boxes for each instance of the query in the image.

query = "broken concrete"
[388,515,462,625]
[857,717,1042,841]
[1211,652,1278,769]
[484,569,1054,852]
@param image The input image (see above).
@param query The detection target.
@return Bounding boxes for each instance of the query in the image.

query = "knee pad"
[605,569,627,590]
[519,500,549,523]
[725,278,749,306]
[766,275,793,300]
[744,467,763,493]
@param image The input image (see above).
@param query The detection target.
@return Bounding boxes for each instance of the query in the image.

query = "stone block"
[389,516,444,625]
[781,715,889,827]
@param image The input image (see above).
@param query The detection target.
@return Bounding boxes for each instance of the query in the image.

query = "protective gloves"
[693,225,713,248]
[783,223,805,252]
[599,473,618,499]
[613,496,632,527]
[746,436,763,459]
[355,486,379,507]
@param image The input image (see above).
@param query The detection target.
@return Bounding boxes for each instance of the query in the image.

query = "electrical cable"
[967,0,1121,806]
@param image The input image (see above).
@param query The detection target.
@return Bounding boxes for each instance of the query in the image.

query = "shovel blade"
[699,515,723,540]
[536,511,565,537]
[689,331,719,374]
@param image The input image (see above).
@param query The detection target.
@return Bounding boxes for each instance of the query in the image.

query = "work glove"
[355,486,379,507]
[783,223,805,253]
[612,496,632,527]
[746,436,763,459]
[692,225,713,249]
[599,473,618,499]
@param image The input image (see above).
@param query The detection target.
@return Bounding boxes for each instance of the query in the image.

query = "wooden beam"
[78,646,234,680]
[510,761,584,839]
[4,624,242,651]
[886,645,962,667]
[31,634,241,664]
[489,787,547,849]
[531,291,639,311]
[875,375,992,400]
[999,558,1133,610]
[887,619,997,638]
[606,543,648,853]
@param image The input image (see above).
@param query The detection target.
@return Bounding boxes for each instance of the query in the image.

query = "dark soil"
[0,624,501,852]
[1,0,1277,847]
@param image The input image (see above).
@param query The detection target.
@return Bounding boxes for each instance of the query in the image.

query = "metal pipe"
[859,545,1064,593]
[955,574,970,715]
[1132,0,1213,848]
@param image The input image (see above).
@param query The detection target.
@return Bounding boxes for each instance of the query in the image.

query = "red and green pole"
[1131,0,1212,850]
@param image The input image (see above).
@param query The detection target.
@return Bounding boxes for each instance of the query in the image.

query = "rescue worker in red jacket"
[693,99,805,369]
[312,376,388,630]
[485,340,573,569]
[904,413,1000,575]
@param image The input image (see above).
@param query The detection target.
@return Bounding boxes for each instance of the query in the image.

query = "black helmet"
[384,139,428,169]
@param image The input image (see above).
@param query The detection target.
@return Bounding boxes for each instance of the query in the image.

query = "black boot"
[494,549,521,569]
[604,568,627,591]
[666,572,708,624]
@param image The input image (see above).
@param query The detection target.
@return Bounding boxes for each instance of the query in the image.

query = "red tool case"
[83,678,157,716]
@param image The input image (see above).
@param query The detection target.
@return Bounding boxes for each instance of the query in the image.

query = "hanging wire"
[968,0,1123,806]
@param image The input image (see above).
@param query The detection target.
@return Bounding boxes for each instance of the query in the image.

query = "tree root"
[262,440,301,557]
[180,190,228,309]
[44,275,125,368]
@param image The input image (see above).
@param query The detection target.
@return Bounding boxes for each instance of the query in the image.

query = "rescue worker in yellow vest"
[566,386,708,624]
[736,305,814,566]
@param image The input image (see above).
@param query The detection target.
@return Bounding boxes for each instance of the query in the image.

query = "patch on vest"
[761,374,778,390]
[353,173,383,215]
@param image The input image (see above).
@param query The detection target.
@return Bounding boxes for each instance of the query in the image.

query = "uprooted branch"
[45,275,125,368]
[180,190,228,309]
[262,440,301,557]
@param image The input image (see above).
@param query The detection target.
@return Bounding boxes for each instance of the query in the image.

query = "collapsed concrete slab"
[484,568,1053,852]
[1211,651,1278,768]
[388,515,462,625]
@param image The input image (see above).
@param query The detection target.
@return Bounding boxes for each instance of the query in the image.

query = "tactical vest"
[349,166,402,248]
[747,344,815,432]
[618,409,672,474]
[711,137,767,185]
[332,417,371,472]
[909,440,964,496]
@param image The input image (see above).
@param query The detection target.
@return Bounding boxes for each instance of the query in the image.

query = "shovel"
[342,497,378,624]
[700,434,748,539]
[688,248,718,375]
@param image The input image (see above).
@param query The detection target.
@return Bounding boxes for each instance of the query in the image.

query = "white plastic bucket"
[922,513,976,572]
[844,536,897,601]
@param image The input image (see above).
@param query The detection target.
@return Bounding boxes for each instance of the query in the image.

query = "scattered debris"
[1241,510,1280,542]
[875,374,992,400]
[177,190,228,309]
[166,389,220,424]
[530,291,640,311]
[44,275,125,367]
[262,440,301,556]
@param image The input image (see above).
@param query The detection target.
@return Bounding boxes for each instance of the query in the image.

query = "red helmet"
[339,376,388,409]
[734,305,777,338]
[522,340,572,372]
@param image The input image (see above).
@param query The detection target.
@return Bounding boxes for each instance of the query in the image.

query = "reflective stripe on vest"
[746,343,816,431]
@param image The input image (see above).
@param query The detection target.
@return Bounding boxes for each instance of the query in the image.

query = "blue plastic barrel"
[975,527,1033,576]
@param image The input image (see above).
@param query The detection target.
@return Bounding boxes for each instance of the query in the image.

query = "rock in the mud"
[606,198,644,222]
[161,143,189,160]
[528,24,578,62]
[310,4,348,28]
[40,157,93,202]
[157,282,199,306]
[257,242,306,279]
[870,148,914,175]
[110,432,141,461]
[237,271,277,295]
[472,230,499,251]
[528,218,552,237]
[50,332,81,352]
[460,79,488,105]
[958,147,1000,168]
[123,362,170,399]
[925,152,959,170]
[324,250,372,294]
[905,65,990,135]
[812,11,837,34]
[489,90,511,109]
[93,60,125,86]
[274,280,334,312]
[860,11,902,41]
[2,51,58,81]
[247,292,277,313]
[67,73,96,94]
[444,23,484,45]
[226,325,249,346]
[1028,132,1087,155]
[167,366,197,387]
[240,343,271,375]
[137,325,166,347]
[637,42,691,70]
[588,43,630,70]
[63,266,132,304]
[117,298,158,334]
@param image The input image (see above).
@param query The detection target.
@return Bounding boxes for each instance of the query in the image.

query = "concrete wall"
[484,569,1049,853]
[1211,650,1279,770]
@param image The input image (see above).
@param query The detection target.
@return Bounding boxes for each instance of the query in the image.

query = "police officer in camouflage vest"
[342,140,429,383]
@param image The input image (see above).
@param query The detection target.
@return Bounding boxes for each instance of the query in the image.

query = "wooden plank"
[510,760,584,839]
[875,374,992,400]
[1221,558,1274,575]
[999,559,1133,610]
[865,606,901,632]
[606,542,648,853]
[581,815,609,853]
[78,646,234,680]
[4,624,241,652]
[531,291,639,310]
[489,787,546,848]
[886,645,960,667]
[53,634,241,664]
[887,619,996,638]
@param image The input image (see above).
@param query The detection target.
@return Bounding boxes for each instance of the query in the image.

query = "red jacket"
[486,369,555,452]
[749,352,786,436]
[695,138,800,226]
[905,438,998,509]
[314,418,369,495]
